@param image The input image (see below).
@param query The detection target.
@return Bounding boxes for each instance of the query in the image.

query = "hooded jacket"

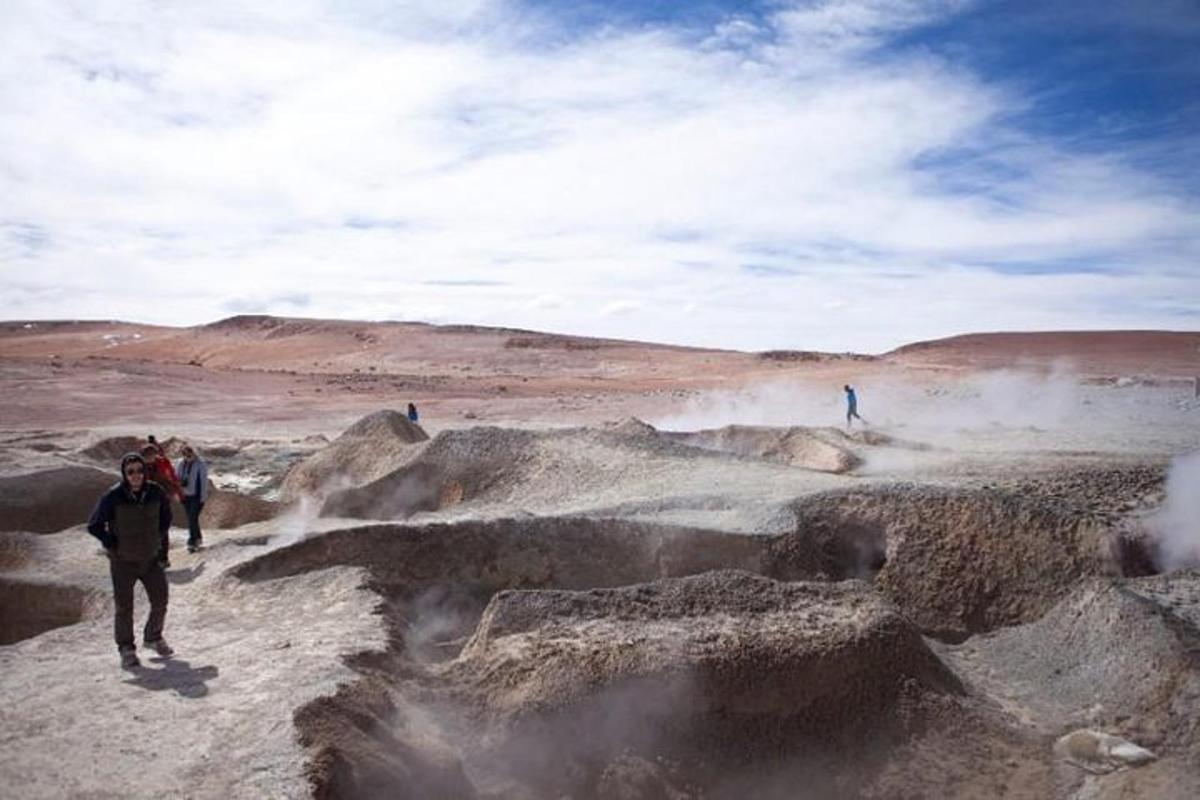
[87,453,172,562]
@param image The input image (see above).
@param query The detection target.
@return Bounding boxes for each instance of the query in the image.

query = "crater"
[0,577,103,645]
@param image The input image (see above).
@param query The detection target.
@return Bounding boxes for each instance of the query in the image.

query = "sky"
[1,0,1198,353]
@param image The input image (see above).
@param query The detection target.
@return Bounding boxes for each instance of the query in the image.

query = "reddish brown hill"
[0,316,743,378]
[4,318,1194,378]
[886,331,1200,376]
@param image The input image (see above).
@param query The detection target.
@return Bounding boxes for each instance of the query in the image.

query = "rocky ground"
[0,318,1198,799]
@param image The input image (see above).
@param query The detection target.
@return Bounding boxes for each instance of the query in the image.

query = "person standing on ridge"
[87,452,174,669]
[176,444,209,553]
[407,402,419,423]
[844,384,866,429]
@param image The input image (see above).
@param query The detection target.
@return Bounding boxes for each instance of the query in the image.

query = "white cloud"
[599,300,645,317]
[525,293,566,310]
[0,0,1196,351]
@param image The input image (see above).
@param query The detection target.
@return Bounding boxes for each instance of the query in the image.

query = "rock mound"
[0,467,116,533]
[442,571,961,797]
[339,409,428,443]
[231,517,765,595]
[179,488,278,530]
[279,410,429,500]
[997,463,1165,521]
[453,570,956,717]
[318,426,536,519]
[667,425,863,473]
[956,575,1200,740]
[944,573,1200,796]
[602,417,659,438]
[767,485,1116,640]
[320,462,448,519]
[318,424,791,523]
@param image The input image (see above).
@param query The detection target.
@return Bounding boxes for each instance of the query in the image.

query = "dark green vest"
[113,494,161,562]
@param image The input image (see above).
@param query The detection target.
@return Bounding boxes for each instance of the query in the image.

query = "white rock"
[1054,729,1158,773]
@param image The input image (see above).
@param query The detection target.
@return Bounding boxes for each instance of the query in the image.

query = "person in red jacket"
[141,442,184,503]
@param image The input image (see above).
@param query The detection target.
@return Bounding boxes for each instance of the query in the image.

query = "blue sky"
[1,0,1197,351]
[899,2,1200,176]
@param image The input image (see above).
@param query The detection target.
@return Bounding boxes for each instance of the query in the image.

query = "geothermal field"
[0,317,1198,800]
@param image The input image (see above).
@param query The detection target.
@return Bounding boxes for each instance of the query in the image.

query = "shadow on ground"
[166,564,206,585]
[124,658,219,699]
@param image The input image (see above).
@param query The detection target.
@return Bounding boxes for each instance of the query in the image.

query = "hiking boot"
[187,542,201,554]
[145,639,174,657]
[120,648,140,669]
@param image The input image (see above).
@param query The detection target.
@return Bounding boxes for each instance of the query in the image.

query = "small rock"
[1053,729,1157,773]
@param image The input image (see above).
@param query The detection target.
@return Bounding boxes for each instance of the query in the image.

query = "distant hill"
[886,331,1200,376]
[2,317,1196,377]
[0,315,747,380]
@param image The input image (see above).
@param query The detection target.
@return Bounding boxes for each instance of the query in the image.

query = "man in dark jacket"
[87,452,174,668]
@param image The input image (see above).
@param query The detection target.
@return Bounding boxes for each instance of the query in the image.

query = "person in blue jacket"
[87,452,174,668]
[844,384,865,429]
[407,402,419,423]
[176,444,209,553]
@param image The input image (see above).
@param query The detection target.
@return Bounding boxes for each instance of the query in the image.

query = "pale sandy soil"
[0,528,384,799]
[0,317,1197,799]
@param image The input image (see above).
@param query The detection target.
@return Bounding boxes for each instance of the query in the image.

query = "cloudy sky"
[1,0,1197,352]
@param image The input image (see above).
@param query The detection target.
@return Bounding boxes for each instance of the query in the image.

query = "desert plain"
[1,317,1198,799]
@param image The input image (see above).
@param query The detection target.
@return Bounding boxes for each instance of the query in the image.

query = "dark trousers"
[110,557,168,650]
[184,496,205,546]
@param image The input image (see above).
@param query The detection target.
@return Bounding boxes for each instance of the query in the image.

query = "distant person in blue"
[407,402,419,423]
[844,384,865,429]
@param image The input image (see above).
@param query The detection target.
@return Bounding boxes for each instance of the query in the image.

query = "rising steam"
[1153,450,1200,570]
[652,366,1083,435]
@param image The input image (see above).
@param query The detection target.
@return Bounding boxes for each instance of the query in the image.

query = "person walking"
[407,402,419,423]
[844,384,866,429]
[87,453,174,668]
[176,444,209,553]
